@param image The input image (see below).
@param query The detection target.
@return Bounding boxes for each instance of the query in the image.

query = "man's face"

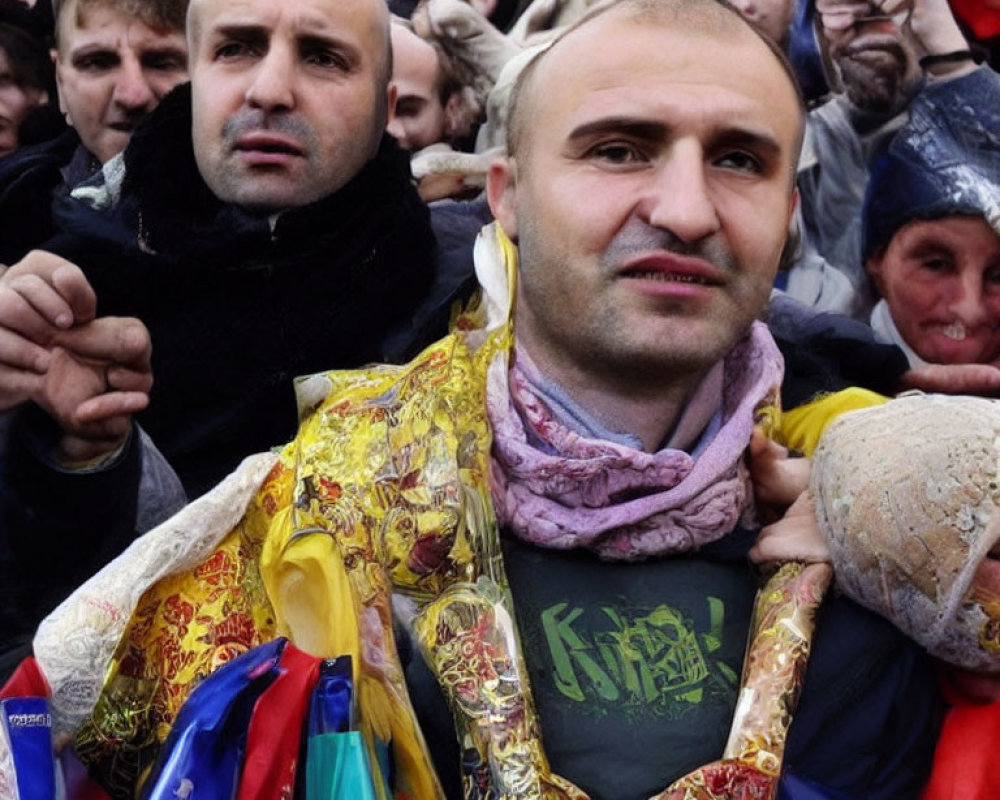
[488,11,801,385]
[387,24,448,152]
[817,0,921,113]
[188,0,392,212]
[54,1,188,163]
[868,216,1000,365]
[0,48,47,158]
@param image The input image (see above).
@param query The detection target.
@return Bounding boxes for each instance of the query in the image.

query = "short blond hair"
[53,0,188,48]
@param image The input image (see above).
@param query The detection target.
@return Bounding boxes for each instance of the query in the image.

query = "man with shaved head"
[21,0,939,796]
[0,0,473,676]
[387,20,476,152]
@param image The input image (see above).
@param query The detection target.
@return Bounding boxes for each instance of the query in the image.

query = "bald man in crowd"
[388,19,476,152]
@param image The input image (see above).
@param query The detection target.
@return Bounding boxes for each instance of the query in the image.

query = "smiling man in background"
[387,19,475,152]
[0,21,50,158]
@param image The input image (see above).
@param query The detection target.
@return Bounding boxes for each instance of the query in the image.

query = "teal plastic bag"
[305,658,392,799]
[305,731,378,800]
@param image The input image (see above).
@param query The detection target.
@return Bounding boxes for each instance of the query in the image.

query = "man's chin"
[918,340,1000,367]
[839,59,918,114]
[212,172,328,213]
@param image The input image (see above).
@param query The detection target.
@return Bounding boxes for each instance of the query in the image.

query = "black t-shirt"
[401,526,763,800]
[501,532,757,799]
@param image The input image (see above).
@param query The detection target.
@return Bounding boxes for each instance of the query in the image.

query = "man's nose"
[245,47,295,112]
[950,274,991,327]
[638,144,721,243]
[112,58,156,112]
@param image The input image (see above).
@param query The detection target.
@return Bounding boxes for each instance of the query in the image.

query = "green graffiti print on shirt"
[539,597,736,718]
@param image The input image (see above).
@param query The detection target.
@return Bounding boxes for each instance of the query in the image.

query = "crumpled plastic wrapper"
[654,562,832,800]
[812,394,1000,674]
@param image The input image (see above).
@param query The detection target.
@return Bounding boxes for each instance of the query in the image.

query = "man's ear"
[787,186,800,226]
[51,49,69,118]
[385,82,398,127]
[866,251,886,295]
[442,88,479,141]
[487,156,517,240]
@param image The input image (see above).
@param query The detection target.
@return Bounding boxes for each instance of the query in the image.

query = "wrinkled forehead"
[188,0,389,52]
[56,0,118,41]
[57,0,185,44]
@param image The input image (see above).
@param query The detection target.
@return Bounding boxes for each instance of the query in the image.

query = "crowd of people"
[0,0,997,798]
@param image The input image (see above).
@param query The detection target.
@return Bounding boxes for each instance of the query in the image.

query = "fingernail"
[55,313,72,328]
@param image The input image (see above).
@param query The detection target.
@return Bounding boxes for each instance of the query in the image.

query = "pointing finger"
[53,317,152,370]
[74,391,150,425]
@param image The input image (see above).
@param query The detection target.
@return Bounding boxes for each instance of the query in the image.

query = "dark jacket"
[18,83,444,495]
[0,127,83,265]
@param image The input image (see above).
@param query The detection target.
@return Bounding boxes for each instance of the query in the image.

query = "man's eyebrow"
[142,43,187,54]
[906,240,955,257]
[69,43,120,57]
[566,117,667,144]
[298,32,360,57]
[297,32,363,73]
[209,23,269,42]
[710,129,782,158]
[566,118,783,155]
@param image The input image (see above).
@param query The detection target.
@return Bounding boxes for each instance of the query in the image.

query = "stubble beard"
[207,109,322,211]
[516,213,758,388]
[837,46,920,115]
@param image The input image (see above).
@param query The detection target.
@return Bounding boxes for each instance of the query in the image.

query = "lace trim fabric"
[32,452,278,746]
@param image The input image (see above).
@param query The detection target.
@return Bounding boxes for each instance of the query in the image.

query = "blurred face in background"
[0,45,48,157]
[54,0,188,163]
[387,23,448,151]
[868,216,1000,365]
[816,0,921,113]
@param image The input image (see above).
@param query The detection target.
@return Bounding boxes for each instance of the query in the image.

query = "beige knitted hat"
[812,394,1000,673]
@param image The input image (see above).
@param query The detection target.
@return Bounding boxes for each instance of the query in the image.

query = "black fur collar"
[120,83,432,270]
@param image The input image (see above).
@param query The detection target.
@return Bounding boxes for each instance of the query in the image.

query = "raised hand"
[0,251,97,412]
[0,250,153,463]
[39,317,153,463]
[903,0,970,58]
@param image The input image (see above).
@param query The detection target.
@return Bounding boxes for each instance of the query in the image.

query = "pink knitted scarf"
[487,321,784,560]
